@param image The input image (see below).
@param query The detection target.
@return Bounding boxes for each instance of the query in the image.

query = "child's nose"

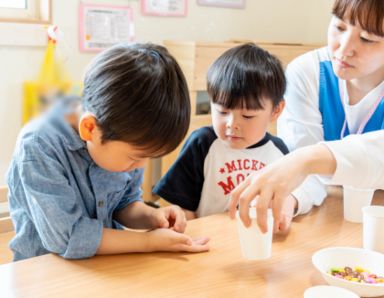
[226,115,239,130]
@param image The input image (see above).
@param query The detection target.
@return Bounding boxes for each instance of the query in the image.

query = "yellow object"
[22,31,82,124]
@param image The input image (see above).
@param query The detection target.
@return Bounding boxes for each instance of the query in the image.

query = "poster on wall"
[141,0,188,17]
[79,3,135,52]
[197,0,245,9]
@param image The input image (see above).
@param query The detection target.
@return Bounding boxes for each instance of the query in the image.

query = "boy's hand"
[150,205,187,233]
[146,228,210,253]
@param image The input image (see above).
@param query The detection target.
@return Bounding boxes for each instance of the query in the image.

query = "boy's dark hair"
[333,0,384,37]
[82,43,190,157]
[207,43,286,110]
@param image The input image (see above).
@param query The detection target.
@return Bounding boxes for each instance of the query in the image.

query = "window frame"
[0,0,51,24]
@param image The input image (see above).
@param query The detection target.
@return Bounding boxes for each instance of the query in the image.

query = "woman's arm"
[229,130,384,232]
[229,143,336,232]
[326,130,384,188]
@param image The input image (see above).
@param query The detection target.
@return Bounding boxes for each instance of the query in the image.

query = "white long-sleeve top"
[325,131,384,189]
[278,47,384,215]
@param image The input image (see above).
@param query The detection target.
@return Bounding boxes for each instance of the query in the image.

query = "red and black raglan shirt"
[153,126,289,217]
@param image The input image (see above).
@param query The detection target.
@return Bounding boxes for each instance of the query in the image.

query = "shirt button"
[98,200,104,208]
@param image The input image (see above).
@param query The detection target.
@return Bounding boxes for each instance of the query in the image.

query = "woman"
[232,0,384,231]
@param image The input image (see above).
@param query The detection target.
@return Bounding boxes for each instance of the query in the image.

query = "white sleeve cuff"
[323,131,384,190]
[323,140,356,186]
[292,175,327,216]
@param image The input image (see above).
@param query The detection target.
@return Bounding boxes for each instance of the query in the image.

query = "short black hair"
[332,0,384,37]
[82,43,190,157]
[207,43,286,110]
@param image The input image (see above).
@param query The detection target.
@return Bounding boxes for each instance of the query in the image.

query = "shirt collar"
[246,132,271,149]
[48,102,87,152]
[63,122,87,151]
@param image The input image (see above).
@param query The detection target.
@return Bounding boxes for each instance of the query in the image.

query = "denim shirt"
[6,106,143,261]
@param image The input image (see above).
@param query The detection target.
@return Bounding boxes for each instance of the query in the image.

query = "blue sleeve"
[115,168,144,211]
[18,137,103,259]
[153,127,216,211]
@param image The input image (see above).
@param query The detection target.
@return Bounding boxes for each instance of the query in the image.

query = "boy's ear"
[78,113,98,141]
[270,100,285,121]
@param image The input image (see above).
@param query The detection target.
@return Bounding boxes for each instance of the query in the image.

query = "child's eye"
[360,36,375,43]
[334,25,345,32]
[243,115,255,119]
[218,110,228,115]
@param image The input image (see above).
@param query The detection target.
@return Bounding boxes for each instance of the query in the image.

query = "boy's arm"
[114,201,188,232]
[114,201,155,229]
[16,158,104,259]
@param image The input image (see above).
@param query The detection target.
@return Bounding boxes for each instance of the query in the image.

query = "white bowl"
[304,285,359,298]
[312,247,384,297]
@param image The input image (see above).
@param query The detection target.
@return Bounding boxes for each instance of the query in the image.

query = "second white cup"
[343,185,374,223]
[236,209,273,260]
[363,206,384,253]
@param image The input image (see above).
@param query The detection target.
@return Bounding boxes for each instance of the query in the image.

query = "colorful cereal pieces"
[328,267,384,284]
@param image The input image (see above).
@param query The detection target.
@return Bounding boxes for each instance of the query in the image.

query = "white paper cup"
[343,186,374,223]
[304,285,358,298]
[236,209,273,260]
[363,206,384,253]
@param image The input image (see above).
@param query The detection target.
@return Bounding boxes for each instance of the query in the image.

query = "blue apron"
[318,60,384,141]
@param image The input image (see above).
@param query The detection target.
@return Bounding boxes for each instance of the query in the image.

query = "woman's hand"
[274,194,297,233]
[228,144,335,233]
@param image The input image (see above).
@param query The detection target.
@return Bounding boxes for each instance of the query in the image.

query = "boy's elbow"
[38,218,102,258]
[40,233,70,255]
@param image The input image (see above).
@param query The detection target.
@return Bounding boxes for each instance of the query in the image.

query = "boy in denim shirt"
[7,43,209,261]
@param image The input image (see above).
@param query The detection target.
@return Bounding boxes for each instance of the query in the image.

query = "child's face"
[211,100,282,149]
[88,137,149,173]
[328,16,384,82]
[79,114,149,172]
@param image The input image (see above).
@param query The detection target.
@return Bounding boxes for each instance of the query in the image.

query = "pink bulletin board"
[141,0,188,17]
[197,0,245,9]
[79,3,134,52]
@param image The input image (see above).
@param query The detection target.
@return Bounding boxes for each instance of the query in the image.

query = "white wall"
[0,0,333,184]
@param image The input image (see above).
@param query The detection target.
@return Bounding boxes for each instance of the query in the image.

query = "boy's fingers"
[158,215,169,228]
[192,236,210,245]
[152,210,169,228]
[173,222,186,233]
[172,208,187,233]
[172,234,210,252]
[172,232,192,246]
[178,242,210,253]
